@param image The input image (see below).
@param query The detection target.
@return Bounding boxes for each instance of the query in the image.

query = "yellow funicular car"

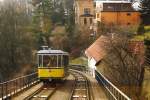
[37,47,69,82]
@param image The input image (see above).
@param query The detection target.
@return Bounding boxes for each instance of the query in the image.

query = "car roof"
[37,50,68,55]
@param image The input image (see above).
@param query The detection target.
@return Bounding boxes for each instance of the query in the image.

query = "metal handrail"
[95,71,131,100]
[69,65,86,72]
[69,64,131,100]
[1,73,37,84]
[0,72,39,100]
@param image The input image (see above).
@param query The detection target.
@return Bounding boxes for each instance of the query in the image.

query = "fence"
[69,64,87,72]
[69,64,131,100]
[95,71,131,100]
[0,72,38,100]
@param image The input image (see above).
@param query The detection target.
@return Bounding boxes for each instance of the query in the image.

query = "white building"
[85,35,108,77]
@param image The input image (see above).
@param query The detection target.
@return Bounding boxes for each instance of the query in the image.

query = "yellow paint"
[38,68,64,78]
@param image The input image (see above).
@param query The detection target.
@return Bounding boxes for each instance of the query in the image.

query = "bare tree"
[100,33,145,99]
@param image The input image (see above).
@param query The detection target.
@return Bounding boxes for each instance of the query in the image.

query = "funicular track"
[24,82,57,100]
[69,69,90,100]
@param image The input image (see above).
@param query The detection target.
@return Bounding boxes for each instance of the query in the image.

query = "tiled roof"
[85,35,109,63]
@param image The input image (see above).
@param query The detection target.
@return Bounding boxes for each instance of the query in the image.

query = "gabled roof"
[85,35,109,64]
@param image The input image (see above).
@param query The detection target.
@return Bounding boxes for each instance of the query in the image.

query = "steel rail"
[69,64,131,100]
[69,69,90,100]
[68,77,77,100]
[24,84,57,100]
[24,85,44,100]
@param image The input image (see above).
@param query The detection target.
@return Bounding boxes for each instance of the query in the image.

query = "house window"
[84,18,87,25]
[84,8,90,14]
[127,13,131,16]
[90,18,92,24]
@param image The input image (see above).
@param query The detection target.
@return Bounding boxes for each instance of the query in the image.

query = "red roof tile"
[85,35,109,63]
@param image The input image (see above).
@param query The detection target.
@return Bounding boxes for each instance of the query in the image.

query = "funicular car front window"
[51,55,57,67]
[43,55,57,67]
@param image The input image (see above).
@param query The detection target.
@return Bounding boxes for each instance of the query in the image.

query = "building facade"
[74,0,95,30]
[95,1,141,26]
[74,0,141,31]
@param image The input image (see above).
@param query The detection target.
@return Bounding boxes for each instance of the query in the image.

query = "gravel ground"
[49,75,75,100]
[80,71,108,100]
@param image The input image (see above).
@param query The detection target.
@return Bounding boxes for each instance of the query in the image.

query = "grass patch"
[142,68,150,99]
[132,25,150,41]
[70,57,88,66]
[144,32,150,39]
[144,26,150,39]
[51,26,66,35]
[132,35,145,41]
[145,26,150,32]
